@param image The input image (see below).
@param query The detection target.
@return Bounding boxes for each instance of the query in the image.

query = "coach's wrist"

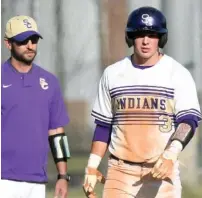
[57,173,71,182]
[87,153,102,169]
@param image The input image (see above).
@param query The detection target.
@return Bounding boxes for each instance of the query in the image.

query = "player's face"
[10,35,39,65]
[134,32,159,60]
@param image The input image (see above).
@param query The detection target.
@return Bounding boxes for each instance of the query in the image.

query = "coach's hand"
[151,150,178,180]
[83,167,105,198]
[54,179,68,198]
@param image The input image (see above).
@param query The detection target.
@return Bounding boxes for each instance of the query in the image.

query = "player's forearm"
[91,141,108,157]
[87,141,108,169]
[164,121,195,161]
[87,123,111,169]
[169,121,195,150]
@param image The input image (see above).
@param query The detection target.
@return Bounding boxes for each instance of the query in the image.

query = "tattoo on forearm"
[173,123,191,141]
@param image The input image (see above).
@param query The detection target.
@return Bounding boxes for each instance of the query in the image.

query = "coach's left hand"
[54,179,68,198]
[151,150,177,179]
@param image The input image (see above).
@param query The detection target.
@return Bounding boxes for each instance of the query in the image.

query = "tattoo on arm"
[173,123,192,141]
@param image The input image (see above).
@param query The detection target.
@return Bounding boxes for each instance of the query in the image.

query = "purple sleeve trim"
[92,124,112,144]
[176,114,199,132]
[94,119,112,128]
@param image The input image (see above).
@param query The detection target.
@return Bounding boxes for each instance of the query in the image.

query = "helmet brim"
[126,27,167,34]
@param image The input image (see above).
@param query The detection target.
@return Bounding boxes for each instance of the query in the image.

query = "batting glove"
[83,167,105,198]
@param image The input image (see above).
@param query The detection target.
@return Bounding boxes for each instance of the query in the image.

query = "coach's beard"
[11,48,37,65]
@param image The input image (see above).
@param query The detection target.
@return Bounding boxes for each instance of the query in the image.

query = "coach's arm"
[49,127,70,198]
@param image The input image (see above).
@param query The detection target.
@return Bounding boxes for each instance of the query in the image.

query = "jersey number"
[159,115,172,133]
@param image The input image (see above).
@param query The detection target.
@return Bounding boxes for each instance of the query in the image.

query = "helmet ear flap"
[159,33,168,48]
[125,35,133,48]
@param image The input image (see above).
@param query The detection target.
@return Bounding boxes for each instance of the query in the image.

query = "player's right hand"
[151,150,177,179]
[83,167,105,198]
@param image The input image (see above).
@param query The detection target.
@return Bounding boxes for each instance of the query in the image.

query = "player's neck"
[10,57,33,73]
[132,52,162,66]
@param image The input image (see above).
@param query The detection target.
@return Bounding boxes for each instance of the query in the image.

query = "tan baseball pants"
[102,156,182,198]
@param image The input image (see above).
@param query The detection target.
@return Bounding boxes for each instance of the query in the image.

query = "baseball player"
[83,6,202,198]
[1,16,71,198]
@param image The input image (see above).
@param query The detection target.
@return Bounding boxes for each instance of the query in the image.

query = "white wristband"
[163,140,183,162]
[168,140,183,154]
[87,153,102,169]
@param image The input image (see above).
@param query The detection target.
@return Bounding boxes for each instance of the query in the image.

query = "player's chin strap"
[83,168,106,198]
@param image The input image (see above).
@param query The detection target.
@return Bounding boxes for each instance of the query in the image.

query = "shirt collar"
[6,58,35,74]
[5,58,39,87]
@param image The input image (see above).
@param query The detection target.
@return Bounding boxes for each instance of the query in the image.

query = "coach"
[1,15,71,198]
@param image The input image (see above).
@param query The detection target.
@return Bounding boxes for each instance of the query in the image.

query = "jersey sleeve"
[49,78,70,129]
[174,69,202,124]
[91,69,113,125]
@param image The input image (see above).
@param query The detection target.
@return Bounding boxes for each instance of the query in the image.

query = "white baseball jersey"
[92,55,202,163]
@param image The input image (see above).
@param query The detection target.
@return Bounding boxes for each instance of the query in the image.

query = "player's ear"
[4,38,12,50]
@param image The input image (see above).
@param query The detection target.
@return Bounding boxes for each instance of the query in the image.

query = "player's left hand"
[151,150,177,180]
[54,179,68,198]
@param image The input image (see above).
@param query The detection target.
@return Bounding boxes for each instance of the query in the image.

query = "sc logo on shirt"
[39,78,49,90]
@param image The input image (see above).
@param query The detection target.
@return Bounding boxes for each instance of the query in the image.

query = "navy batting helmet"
[125,6,168,48]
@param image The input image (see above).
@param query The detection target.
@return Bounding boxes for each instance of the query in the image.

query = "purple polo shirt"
[1,59,69,183]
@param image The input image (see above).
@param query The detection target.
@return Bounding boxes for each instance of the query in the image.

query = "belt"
[109,154,155,167]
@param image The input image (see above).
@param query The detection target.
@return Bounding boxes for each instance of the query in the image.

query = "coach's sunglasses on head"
[12,35,40,46]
